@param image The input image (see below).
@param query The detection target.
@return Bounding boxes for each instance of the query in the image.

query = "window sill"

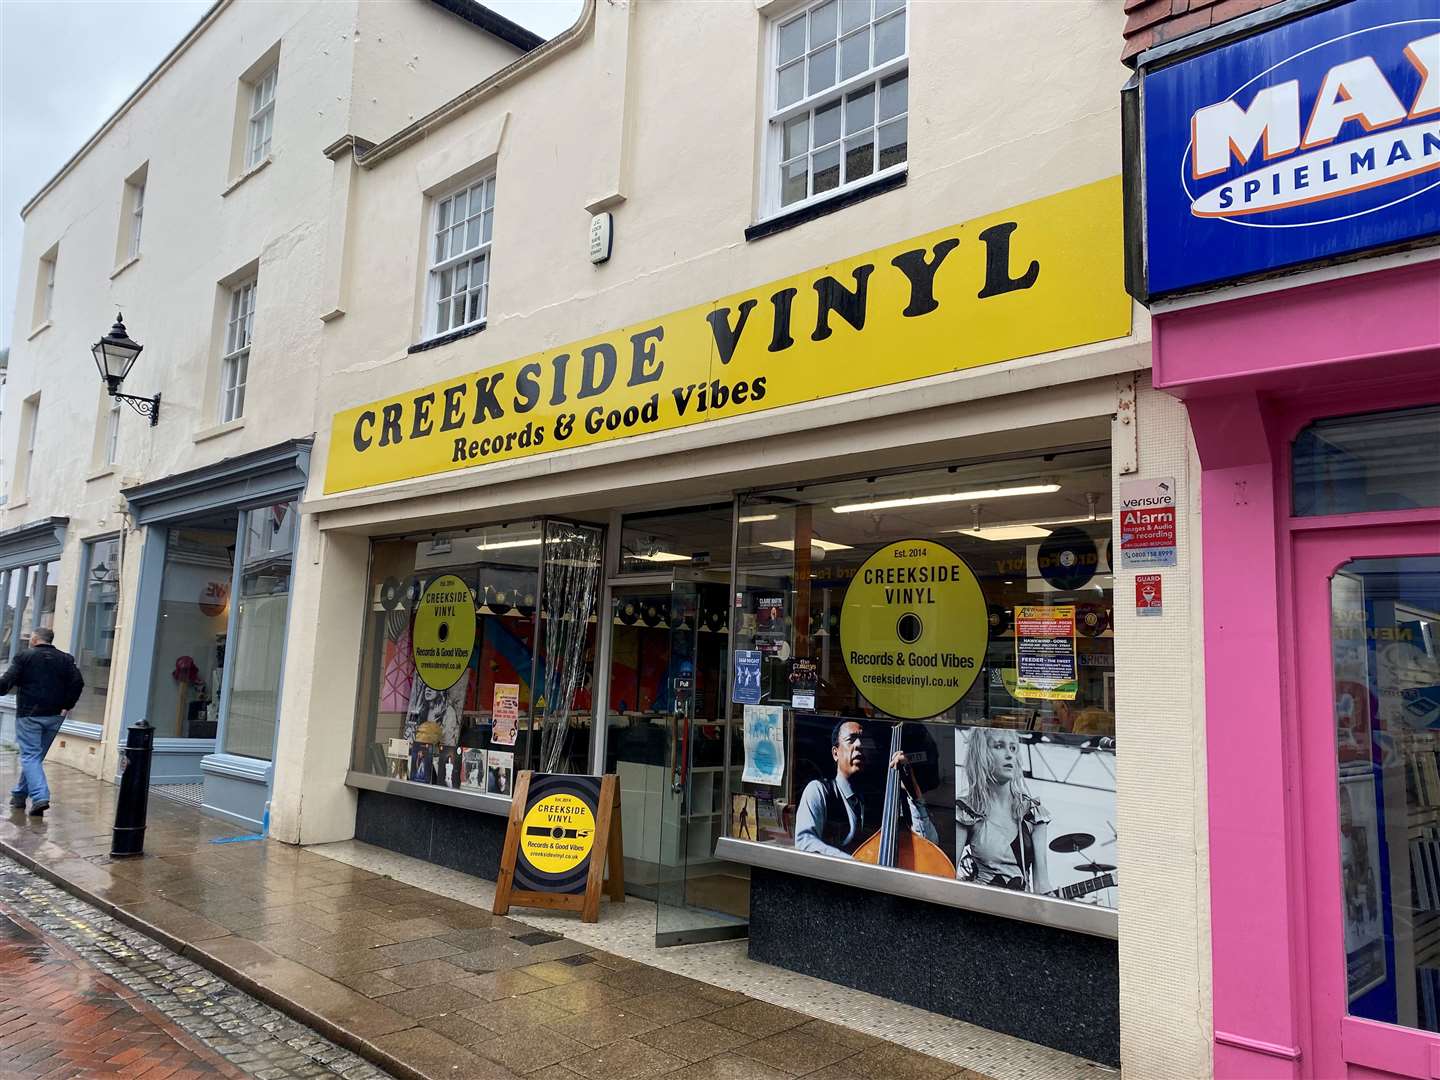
[26,321,52,342]
[6,498,28,511]
[110,255,140,280]
[746,169,907,242]
[222,155,272,197]
[193,418,246,444]
[408,320,486,355]
[85,467,116,484]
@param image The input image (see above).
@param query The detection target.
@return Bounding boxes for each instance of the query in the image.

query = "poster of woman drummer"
[955,725,1117,907]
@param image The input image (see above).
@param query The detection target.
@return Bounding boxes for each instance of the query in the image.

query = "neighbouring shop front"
[1128,2,1440,1077]
[0,517,66,747]
[119,439,310,828]
[327,178,1135,1063]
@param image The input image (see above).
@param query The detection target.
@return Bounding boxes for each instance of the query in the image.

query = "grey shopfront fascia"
[0,517,68,746]
[120,438,311,828]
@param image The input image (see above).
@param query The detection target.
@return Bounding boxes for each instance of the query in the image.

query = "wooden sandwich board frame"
[493,771,625,923]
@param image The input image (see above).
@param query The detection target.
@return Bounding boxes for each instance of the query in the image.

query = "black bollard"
[111,720,154,857]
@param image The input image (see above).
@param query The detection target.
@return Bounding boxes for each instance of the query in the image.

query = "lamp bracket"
[112,390,161,427]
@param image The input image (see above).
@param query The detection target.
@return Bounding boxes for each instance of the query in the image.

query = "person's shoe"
[8,795,25,809]
[27,801,48,816]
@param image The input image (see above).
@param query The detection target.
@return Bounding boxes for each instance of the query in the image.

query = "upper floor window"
[105,398,122,465]
[221,279,256,423]
[13,394,39,501]
[33,246,57,327]
[766,0,908,217]
[129,178,145,258]
[117,163,148,266]
[427,175,495,339]
[247,65,277,169]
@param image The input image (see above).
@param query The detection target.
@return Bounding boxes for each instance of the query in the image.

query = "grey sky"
[0,0,582,351]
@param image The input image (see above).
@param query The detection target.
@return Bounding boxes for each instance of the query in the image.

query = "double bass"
[853,723,956,879]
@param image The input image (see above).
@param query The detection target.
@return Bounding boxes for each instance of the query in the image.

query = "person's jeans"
[10,714,63,806]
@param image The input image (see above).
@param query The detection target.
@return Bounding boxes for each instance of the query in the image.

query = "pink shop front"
[1127,3,1440,1078]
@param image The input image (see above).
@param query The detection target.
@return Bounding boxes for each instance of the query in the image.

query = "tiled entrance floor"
[0,757,1115,1080]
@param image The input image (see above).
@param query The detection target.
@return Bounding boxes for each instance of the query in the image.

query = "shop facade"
[1127,1,1440,1077]
[273,1,1213,1072]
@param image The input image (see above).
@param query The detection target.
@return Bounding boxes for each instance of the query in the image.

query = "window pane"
[879,71,907,120]
[840,0,870,33]
[437,198,452,231]
[469,185,486,217]
[783,115,809,161]
[482,208,493,244]
[778,59,804,107]
[1332,557,1440,1028]
[810,1,837,45]
[147,523,238,738]
[778,16,806,64]
[450,224,464,255]
[781,160,808,206]
[813,144,841,194]
[844,133,874,182]
[874,10,904,63]
[840,28,870,81]
[435,231,448,264]
[878,116,907,169]
[438,267,453,300]
[808,45,836,95]
[484,178,495,211]
[1294,406,1440,515]
[875,0,904,16]
[466,218,481,250]
[436,301,450,333]
[69,538,122,728]
[814,98,842,146]
[845,84,874,134]
[222,504,297,760]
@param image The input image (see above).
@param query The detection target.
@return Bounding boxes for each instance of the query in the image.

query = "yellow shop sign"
[324,177,1128,494]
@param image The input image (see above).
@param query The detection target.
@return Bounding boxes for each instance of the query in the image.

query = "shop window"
[221,503,297,760]
[69,537,121,729]
[1332,556,1440,1029]
[619,504,734,574]
[351,519,603,797]
[0,558,61,673]
[729,450,1118,911]
[146,523,238,739]
[1294,405,1440,517]
[765,0,907,217]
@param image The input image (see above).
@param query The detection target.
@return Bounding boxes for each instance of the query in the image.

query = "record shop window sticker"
[840,539,988,720]
[412,574,478,690]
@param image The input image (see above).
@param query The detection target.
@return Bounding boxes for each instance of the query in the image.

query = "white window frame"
[40,253,56,323]
[246,65,277,170]
[220,279,256,423]
[761,0,909,221]
[128,178,145,259]
[105,397,122,465]
[424,175,495,341]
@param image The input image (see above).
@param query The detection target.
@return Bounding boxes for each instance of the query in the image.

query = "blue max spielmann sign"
[1142,0,1440,295]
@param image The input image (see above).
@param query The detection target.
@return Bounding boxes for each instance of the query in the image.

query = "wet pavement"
[0,856,388,1078]
[0,756,998,1080]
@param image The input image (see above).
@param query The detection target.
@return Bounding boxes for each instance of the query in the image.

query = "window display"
[729,450,1118,912]
[352,519,604,798]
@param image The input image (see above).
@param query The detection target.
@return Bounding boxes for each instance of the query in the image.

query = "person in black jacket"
[3,627,84,816]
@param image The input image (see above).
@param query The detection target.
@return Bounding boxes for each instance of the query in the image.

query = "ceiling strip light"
[830,483,1061,514]
[760,539,853,552]
[476,537,543,550]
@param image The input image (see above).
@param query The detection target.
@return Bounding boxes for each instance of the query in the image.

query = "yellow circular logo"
[840,539,987,720]
[521,793,596,875]
[412,574,476,690]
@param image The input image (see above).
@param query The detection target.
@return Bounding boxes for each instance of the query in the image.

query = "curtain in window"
[537,521,603,773]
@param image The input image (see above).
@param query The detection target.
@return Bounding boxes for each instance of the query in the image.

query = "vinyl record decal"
[1077,604,1108,637]
[987,604,1011,637]
[1037,527,1099,591]
[379,577,404,611]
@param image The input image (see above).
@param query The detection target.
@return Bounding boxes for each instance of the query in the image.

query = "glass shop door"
[604,571,749,946]
[1294,520,1440,1079]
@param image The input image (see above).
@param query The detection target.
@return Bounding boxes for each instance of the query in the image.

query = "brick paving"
[0,757,996,1080]
[0,858,388,1079]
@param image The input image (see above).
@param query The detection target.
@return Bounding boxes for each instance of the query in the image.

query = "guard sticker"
[412,574,477,690]
[839,539,987,720]
[521,792,596,876]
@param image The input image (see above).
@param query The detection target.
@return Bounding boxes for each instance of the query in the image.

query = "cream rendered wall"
[1,0,538,777]
[276,2,1210,1075]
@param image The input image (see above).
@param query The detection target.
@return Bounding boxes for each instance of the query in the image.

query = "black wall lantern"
[93,313,160,426]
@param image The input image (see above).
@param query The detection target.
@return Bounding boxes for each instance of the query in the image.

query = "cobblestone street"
[0,856,390,1079]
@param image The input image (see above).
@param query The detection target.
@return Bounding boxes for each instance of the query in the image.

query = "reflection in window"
[1334,556,1440,1030]
[69,538,121,728]
[1295,405,1440,516]
[222,504,297,759]
[730,451,1118,910]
